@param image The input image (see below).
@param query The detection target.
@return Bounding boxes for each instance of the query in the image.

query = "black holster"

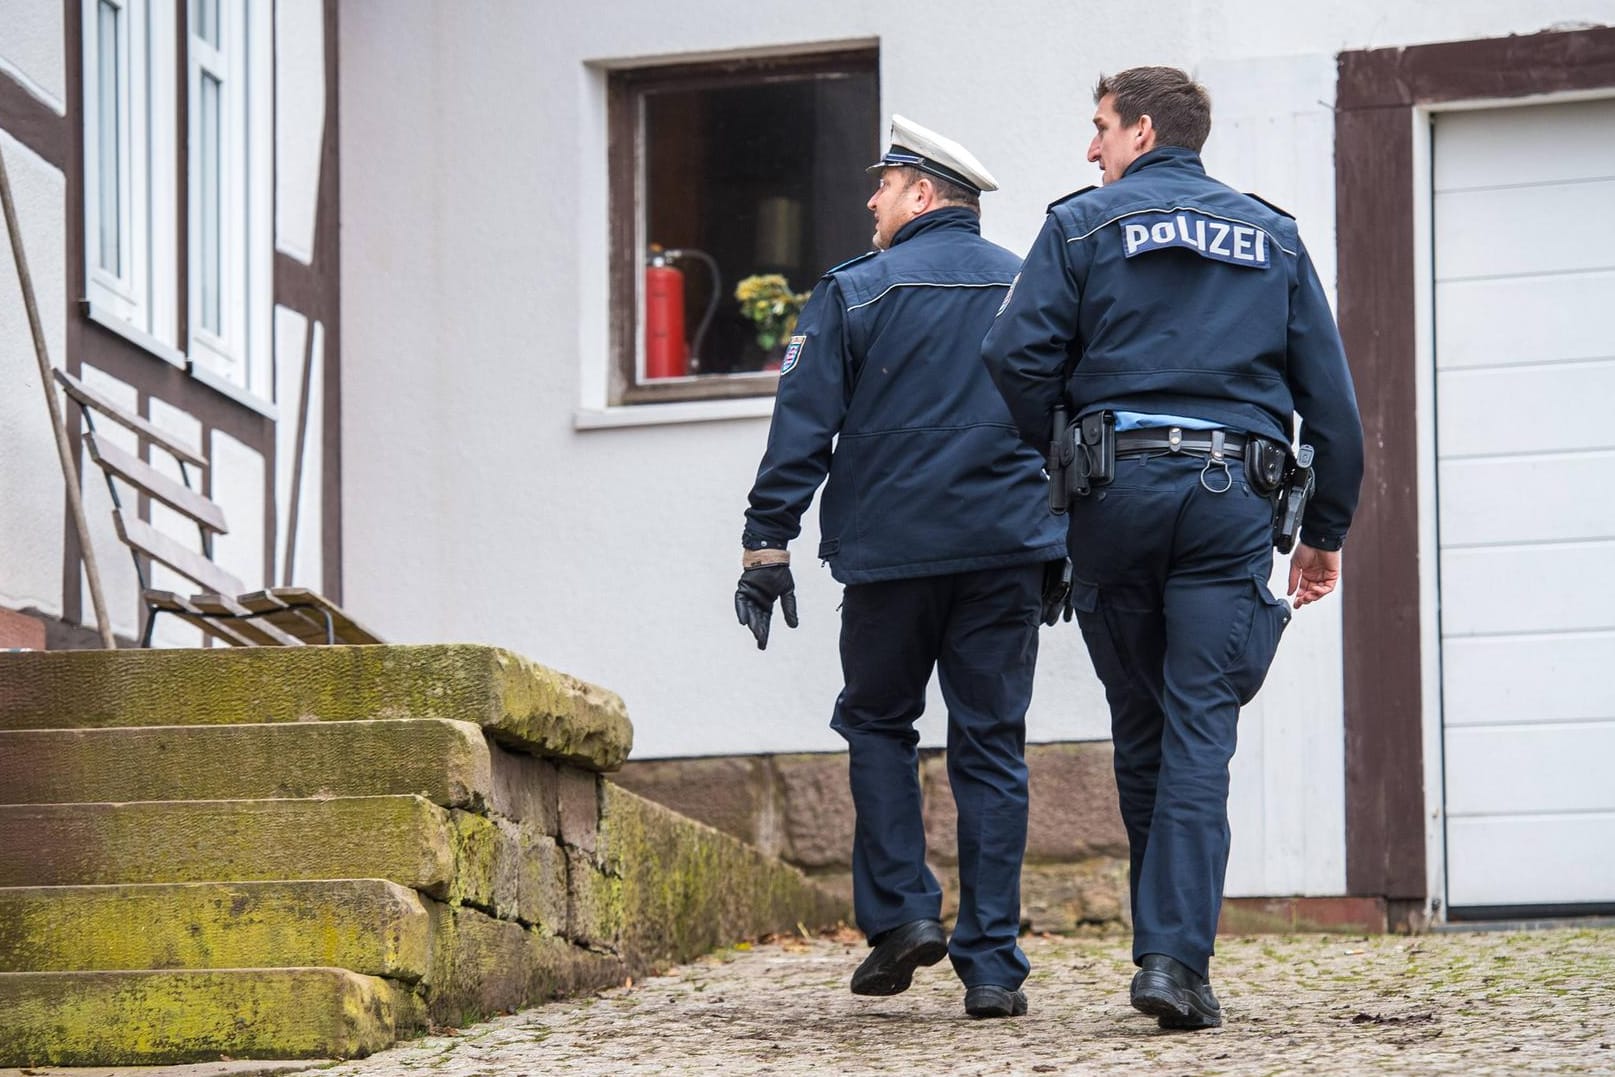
[1049,409,1116,512]
[1243,437,1288,495]
[1271,444,1316,553]
[1048,405,1073,515]
[1071,410,1116,496]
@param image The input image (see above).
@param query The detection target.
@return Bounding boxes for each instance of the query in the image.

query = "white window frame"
[186,0,269,400]
[82,0,177,348]
[81,1,142,324]
[81,0,270,401]
[84,0,140,310]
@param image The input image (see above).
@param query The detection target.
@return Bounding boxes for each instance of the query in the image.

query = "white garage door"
[1435,97,1615,914]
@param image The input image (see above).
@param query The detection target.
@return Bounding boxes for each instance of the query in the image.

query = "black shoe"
[849,919,948,996]
[964,984,1028,1019]
[1129,953,1222,1029]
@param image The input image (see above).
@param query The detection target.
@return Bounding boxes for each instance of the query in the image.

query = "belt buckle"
[1167,426,1183,452]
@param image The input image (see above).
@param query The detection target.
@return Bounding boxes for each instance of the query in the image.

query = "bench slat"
[85,433,229,535]
[144,590,262,647]
[55,369,209,470]
[237,589,384,645]
[185,593,306,646]
[113,509,245,598]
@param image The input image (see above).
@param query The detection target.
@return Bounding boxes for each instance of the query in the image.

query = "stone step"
[0,795,536,913]
[0,719,491,806]
[0,967,424,1065]
[0,644,632,769]
[0,880,430,977]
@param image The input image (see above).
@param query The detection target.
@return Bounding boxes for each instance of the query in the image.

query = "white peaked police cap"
[866,114,999,193]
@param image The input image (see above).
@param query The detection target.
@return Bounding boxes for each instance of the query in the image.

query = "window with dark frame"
[607,49,879,405]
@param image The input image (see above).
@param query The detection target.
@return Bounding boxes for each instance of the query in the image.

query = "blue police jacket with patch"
[981,146,1365,550]
[744,206,1066,585]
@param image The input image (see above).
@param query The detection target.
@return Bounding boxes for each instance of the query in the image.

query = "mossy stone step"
[0,644,632,770]
[0,796,533,919]
[0,719,492,806]
[0,967,424,1065]
[0,880,430,977]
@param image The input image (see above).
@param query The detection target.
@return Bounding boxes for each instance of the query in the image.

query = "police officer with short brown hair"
[983,67,1364,1029]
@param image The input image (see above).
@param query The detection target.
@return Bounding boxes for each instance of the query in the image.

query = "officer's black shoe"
[964,984,1028,1019]
[849,919,948,996]
[1129,953,1223,1029]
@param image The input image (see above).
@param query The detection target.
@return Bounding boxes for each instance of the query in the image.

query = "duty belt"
[1115,426,1249,459]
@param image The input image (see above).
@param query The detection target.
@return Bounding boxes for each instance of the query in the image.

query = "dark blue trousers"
[1067,454,1290,978]
[830,564,1042,990]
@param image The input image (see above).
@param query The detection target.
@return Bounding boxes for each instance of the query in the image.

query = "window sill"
[82,300,278,420]
[573,395,775,430]
[189,361,279,420]
[83,301,187,369]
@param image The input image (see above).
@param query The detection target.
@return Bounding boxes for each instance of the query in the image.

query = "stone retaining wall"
[616,742,1133,933]
[0,646,847,1065]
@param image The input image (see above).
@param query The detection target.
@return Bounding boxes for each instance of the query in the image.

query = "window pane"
[199,71,222,334]
[96,0,122,276]
[195,0,220,48]
[638,66,876,380]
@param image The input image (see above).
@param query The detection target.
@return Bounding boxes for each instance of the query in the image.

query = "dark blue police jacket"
[744,206,1066,584]
[981,146,1364,550]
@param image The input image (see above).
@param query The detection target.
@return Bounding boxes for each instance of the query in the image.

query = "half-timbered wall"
[0,0,342,646]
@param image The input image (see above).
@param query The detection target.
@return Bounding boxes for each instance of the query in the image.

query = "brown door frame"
[1336,26,1615,913]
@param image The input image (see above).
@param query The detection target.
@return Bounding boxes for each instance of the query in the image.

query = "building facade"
[4,0,1612,924]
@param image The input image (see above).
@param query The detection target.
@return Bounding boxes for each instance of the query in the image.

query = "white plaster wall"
[0,0,66,113]
[339,0,1615,896]
[274,0,325,264]
[74,369,143,638]
[210,429,268,593]
[0,134,67,617]
[273,305,325,589]
[144,397,205,647]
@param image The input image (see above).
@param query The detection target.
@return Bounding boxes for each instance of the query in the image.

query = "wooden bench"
[57,368,382,647]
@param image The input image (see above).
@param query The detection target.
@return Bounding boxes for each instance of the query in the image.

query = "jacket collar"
[888,205,983,248]
[1121,144,1206,180]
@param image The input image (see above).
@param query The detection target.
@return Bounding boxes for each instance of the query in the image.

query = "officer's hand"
[1040,557,1074,626]
[1287,543,1342,609]
[735,563,799,649]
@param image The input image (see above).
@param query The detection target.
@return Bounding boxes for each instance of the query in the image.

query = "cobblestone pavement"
[278,925,1614,1076]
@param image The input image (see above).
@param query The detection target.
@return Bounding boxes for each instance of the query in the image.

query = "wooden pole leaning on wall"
[0,142,117,648]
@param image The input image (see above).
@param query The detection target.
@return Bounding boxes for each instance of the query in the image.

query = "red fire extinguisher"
[644,245,720,380]
[644,246,688,379]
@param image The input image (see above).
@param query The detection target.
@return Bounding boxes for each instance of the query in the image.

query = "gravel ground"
[279,925,1615,1076]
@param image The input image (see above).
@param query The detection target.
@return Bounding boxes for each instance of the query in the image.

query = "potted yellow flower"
[735,274,811,352]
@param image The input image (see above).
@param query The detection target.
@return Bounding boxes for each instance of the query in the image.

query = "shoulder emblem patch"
[780,335,807,375]
[996,273,1019,317]
[1120,211,1271,269]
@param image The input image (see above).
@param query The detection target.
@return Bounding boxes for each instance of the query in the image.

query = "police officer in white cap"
[735,115,1067,1018]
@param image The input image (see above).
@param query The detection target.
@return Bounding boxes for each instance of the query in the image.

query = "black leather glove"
[1040,557,1074,626]
[735,564,799,649]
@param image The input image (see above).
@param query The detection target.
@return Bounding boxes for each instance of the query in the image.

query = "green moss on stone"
[0,880,430,978]
[0,796,456,892]
[0,968,424,1065]
[0,720,492,808]
[599,783,847,970]
[0,646,632,771]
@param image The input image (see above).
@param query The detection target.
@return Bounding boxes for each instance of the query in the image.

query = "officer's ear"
[911,175,936,211]
[1135,114,1157,152]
